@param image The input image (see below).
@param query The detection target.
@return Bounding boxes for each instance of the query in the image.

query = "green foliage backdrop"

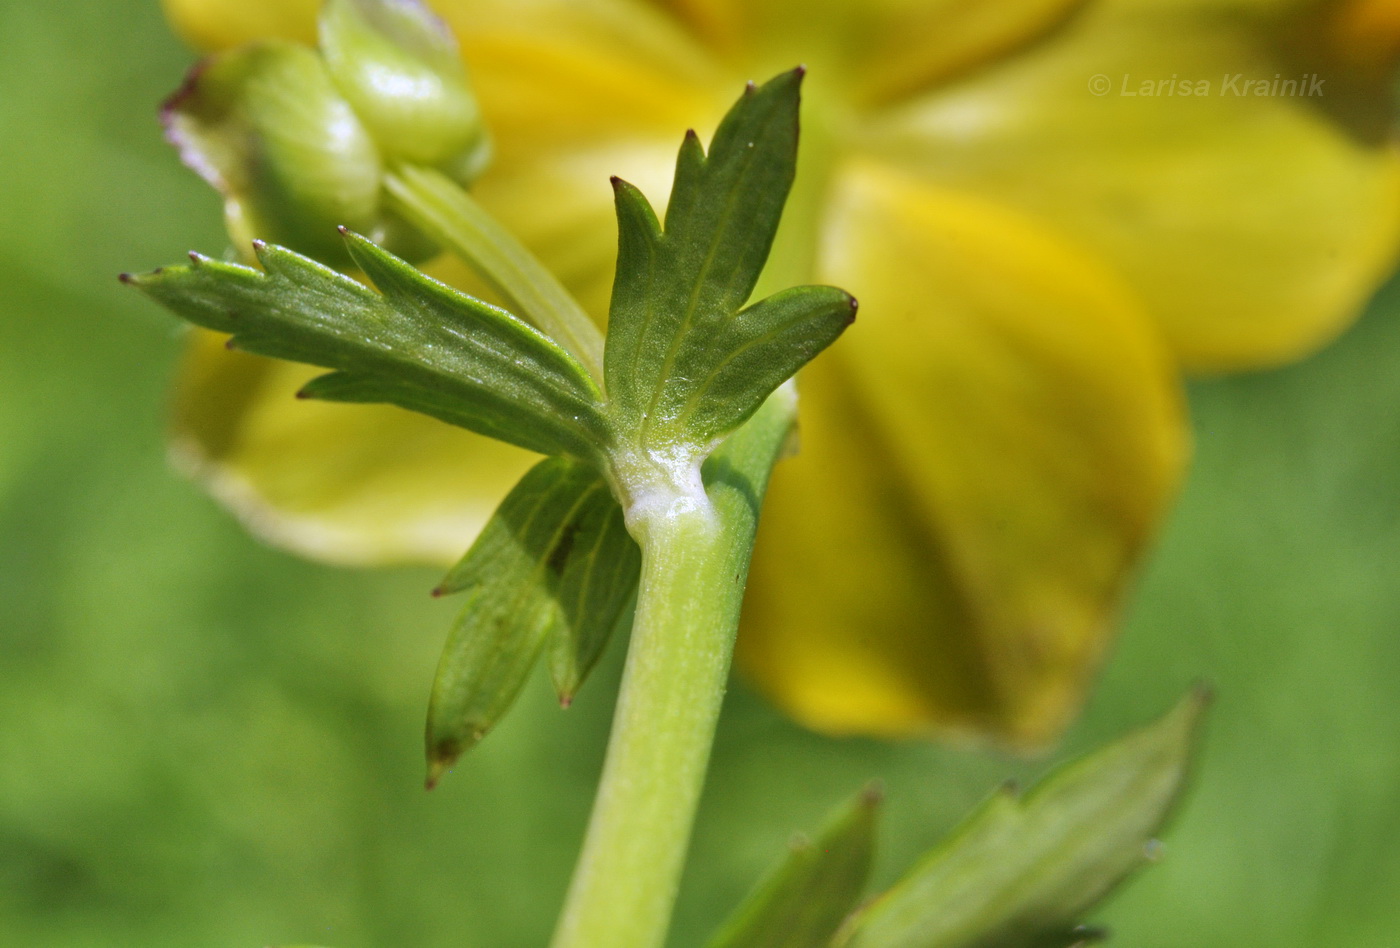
[2,2,1398,945]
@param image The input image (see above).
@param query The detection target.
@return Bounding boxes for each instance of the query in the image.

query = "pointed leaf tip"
[425,754,452,791]
[706,785,879,948]
[426,731,477,788]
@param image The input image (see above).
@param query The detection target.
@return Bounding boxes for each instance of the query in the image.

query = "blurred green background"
[3,2,1399,946]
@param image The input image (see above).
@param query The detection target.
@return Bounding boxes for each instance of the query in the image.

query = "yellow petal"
[170,329,537,565]
[739,160,1186,747]
[842,0,1085,106]
[429,0,729,321]
[162,0,319,51]
[857,4,1400,371]
[646,0,1084,104]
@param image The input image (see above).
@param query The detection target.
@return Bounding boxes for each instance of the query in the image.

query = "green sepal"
[706,785,880,948]
[603,69,853,451]
[425,457,640,786]
[125,233,608,460]
[836,687,1210,948]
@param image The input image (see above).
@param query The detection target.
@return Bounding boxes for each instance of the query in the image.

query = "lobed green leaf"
[706,785,880,948]
[125,232,607,459]
[602,69,853,450]
[425,457,639,786]
[836,687,1210,948]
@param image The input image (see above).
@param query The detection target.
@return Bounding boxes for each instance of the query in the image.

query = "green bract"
[700,689,1206,948]
[835,687,1210,948]
[425,457,638,783]
[603,69,855,514]
[127,236,606,459]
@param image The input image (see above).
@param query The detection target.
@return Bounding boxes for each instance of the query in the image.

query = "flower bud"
[162,0,489,266]
[164,41,386,263]
[319,0,490,180]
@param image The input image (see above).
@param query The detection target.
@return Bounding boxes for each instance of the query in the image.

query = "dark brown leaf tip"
[425,742,460,791]
[117,272,135,284]
[337,224,350,235]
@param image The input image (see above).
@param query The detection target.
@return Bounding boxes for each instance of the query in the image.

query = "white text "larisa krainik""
[1101,73,1326,97]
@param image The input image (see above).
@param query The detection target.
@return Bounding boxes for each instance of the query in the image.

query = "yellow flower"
[161,0,1400,746]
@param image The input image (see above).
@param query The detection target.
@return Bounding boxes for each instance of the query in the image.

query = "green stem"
[383,164,606,381]
[550,387,799,948]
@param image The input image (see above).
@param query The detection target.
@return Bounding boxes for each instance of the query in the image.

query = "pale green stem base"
[549,508,727,948]
[550,387,799,948]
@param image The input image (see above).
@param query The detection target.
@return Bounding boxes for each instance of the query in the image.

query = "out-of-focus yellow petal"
[858,4,1400,371]
[444,0,726,320]
[647,0,1084,103]
[740,161,1186,746]
[171,330,537,565]
[162,0,319,51]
